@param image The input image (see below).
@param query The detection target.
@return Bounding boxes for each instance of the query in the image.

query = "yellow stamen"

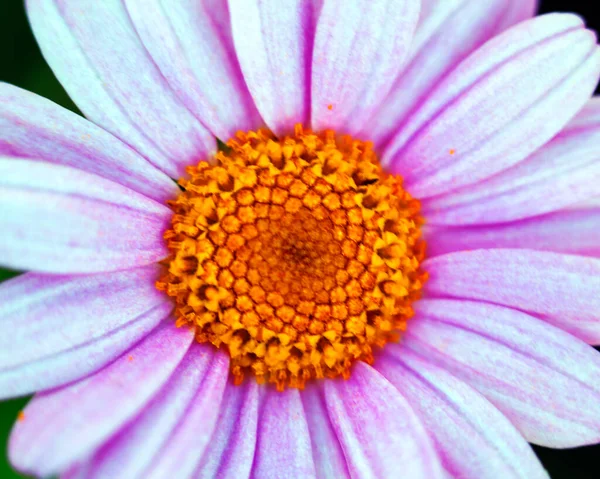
[157,125,426,390]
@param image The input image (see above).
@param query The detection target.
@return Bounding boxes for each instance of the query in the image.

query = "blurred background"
[0,1,599,477]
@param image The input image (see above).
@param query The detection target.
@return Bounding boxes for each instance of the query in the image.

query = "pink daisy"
[2,0,600,478]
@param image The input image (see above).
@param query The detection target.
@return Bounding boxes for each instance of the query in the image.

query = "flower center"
[157,125,426,390]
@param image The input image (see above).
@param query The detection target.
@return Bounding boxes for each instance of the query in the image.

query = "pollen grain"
[157,125,426,390]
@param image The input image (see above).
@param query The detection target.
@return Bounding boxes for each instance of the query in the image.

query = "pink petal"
[229,0,316,135]
[324,363,444,479]
[415,0,537,60]
[196,380,259,479]
[567,95,600,128]
[0,265,170,399]
[425,207,600,258]
[424,97,600,225]
[366,0,526,147]
[573,195,600,208]
[124,0,261,140]
[301,385,350,478]
[539,311,600,347]
[311,0,420,135]
[26,0,216,178]
[0,83,177,203]
[376,348,548,479]
[495,0,538,33]
[80,344,217,479]
[1,306,167,401]
[416,0,438,20]
[252,388,316,479]
[61,467,84,479]
[9,322,194,477]
[404,298,600,447]
[424,249,600,332]
[0,158,170,273]
[383,14,600,198]
[143,352,229,479]
[425,248,600,345]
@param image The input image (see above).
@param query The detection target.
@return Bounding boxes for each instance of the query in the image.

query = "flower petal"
[26,0,216,178]
[575,195,600,208]
[0,306,168,401]
[366,0,528,147]
[0,266,170,399]
[142,352,229,479]
[0,158,170,273]
[539,312,600,346]
[376,348,548,479]
[9,322,194,477]
[423,97,600,224]
[426,248,600,345]
[196,380,259,479]
[324,363,444,479]
[404,298,600,447]
[302,385,350,479]
[0,83,177,203]
[124,0,261,139]
[568,95,600,128]
[425,207,600,258]
[253,388,317,478]
[229,0,316,135]
[495,0,538,33]
[311,0,420,135]
[61,467,84,479]
[425,249,600,330]
[383,14,600,198]
[80,344,217,479]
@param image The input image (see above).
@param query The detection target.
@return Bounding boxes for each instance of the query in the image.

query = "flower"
[1,0,600,478]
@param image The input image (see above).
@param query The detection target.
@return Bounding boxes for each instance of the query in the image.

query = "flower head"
[1,1,600,478]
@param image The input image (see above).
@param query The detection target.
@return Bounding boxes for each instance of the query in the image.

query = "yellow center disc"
[157,125,427,390]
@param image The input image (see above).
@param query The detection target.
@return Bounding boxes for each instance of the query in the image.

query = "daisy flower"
[2,0,600,478]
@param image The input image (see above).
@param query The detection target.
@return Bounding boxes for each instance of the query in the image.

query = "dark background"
[0,1,598,477]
